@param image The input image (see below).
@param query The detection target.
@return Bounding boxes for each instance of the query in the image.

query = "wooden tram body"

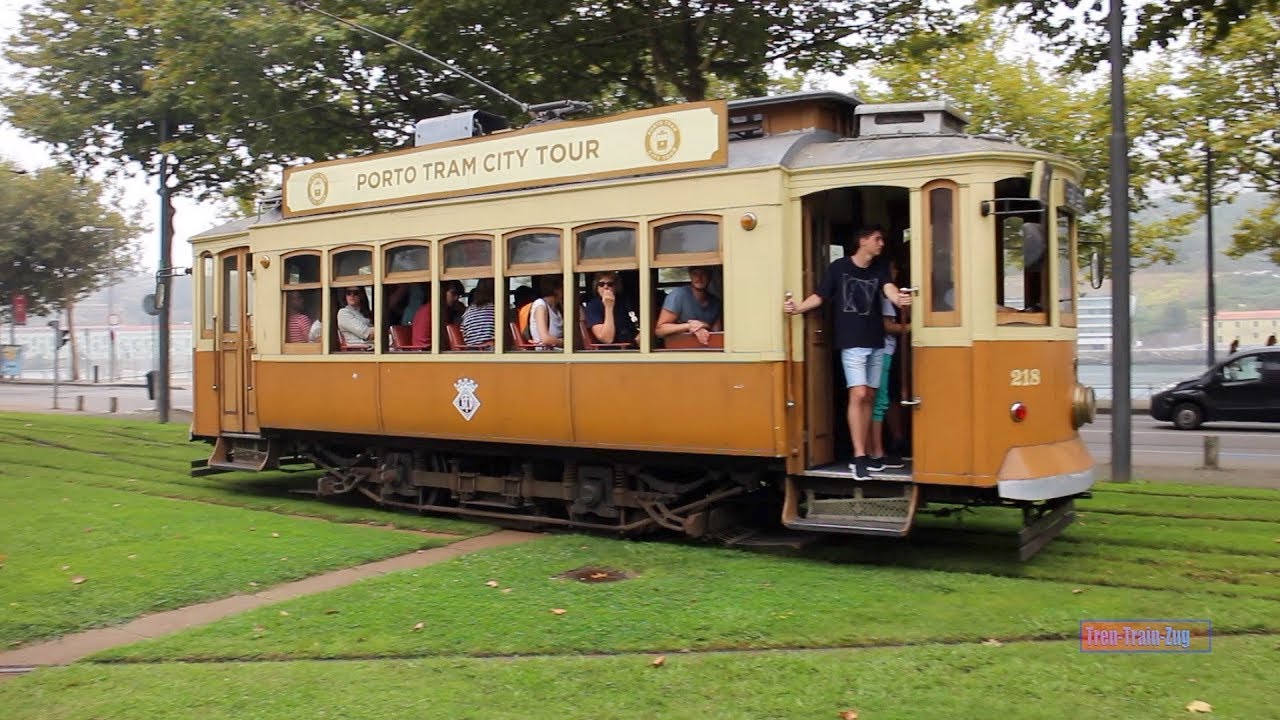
[189,91,1097,556]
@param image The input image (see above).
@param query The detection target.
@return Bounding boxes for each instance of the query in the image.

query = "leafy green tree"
[852,16,1189,267]
[0,163,143,379]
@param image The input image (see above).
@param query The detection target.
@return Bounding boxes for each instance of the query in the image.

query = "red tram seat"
[389,324,429,351]
[446,323,492,352]
[335,330,372,352]
[659,331,724,350]
[578,309,634,351]
[509,321,537,351]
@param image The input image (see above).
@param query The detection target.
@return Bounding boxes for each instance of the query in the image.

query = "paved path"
[0,530,542,672]
[0,382,192,415]
[1083,414,1280,472]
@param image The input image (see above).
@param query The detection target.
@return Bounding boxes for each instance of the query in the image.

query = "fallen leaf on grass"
[590,572,609,580]
[83,527,93,533]
[486,580,499,587]
[981,638,1003,647]
[271,532,280,538]
[127,554,137,560]
[412,622,425,632]
[1186,700,1212,713]
[324,609,339,615]
[70,576,86,585]
[112,503,121,508]
[279,611,290,617]
[248,582,259,588]
[651,656,665,667]
[60,565,70,571]
[839,710,859,720]
[1072,588,1085,594]
[551,608,567,615]
[502,588,513,594]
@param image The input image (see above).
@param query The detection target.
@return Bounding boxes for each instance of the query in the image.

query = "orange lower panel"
[252,360,782,456]
[998,436,1094,481]
[192,350,219,437]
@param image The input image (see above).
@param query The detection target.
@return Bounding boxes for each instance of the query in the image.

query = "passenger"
[409,283,433,347]
[399,283,427,326]
[868,260,908,469]
[285,291,313,343]
[584,270,638,345]
[441,280,467,326]
[655,265,722,346]
[460,278,496,346]
[514,284,537,340]
[337,287,374,347]
[784,226,912,480]
[529,276,564,348]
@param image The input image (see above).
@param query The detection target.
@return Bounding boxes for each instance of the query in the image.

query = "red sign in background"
[11,293,26,325]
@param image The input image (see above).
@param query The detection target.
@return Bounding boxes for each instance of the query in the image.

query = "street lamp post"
[1205,137,1216,366]
[1108,0,1133,483]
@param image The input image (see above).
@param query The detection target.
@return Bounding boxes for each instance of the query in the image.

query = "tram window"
[508,274,565,351]
[200,254,214,338]
[1057,211,1077,326]
[922,181,960,327]
[443,238,492,272]
[654,220,719,259]
[383,281,431,351]
[282,251,323,352]
[652,266,724,351]
[221,255,240,333]
[576,269,640,351]
[575,225,637,268]
[385,245,428,275]
[440,236,495,352]
[448,277,496,352]
[508,232,560,269]
[996,215,1051,325]
[330,285,374,352]
[333,248,373,280]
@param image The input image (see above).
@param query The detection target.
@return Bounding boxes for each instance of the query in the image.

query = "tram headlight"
[1071,383,1096,428]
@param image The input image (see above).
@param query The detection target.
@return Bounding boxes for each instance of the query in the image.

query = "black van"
[1150,350,1280,429]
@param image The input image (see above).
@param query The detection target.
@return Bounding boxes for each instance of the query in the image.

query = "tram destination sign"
[282,100,729,218]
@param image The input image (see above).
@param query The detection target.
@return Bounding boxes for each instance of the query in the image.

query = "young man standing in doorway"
[784,226,913,480]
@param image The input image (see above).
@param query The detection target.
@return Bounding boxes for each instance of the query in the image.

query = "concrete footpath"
[0,530,541,673]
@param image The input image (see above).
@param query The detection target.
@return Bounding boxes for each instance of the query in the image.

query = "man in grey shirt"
[655,266,722,346]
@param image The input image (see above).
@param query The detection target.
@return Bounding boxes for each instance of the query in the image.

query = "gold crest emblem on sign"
[644,120,681,161]
[307,173,330,206]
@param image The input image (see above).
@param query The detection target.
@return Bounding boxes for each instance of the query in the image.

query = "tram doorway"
[216,247,259,434]
[800,186,912,469]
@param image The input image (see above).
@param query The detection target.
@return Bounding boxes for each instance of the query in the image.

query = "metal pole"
[157,116,172,423]
[1205,141,1216,367]
[50,319,60,409]
[1108,0,1132,482]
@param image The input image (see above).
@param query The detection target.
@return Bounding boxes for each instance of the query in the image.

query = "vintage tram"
[189,91,1098,558]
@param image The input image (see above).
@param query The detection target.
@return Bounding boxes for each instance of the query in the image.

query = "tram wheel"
[1172,402,1203,430]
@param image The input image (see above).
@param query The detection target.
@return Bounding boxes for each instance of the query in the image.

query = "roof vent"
[414,109,510,147]
[255,187,282,214]
[854,101,968,137]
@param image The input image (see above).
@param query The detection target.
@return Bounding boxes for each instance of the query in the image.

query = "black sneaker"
[866,456,886,472]
[880,453,905,469]
[849,456,872,480]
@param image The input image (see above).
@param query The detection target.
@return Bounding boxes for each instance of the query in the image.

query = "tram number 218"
[1010,368,1042,386]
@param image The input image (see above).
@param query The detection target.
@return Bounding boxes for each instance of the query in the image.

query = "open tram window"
[440,235,495,352]
[382,242,431,352]
[330,247,375,352]
[505,229,564,352]
[573,222,639,351]
[1056,210,1077,327]
[282,252,322,351]
[650,216,723,351]
[994,177,1050,326]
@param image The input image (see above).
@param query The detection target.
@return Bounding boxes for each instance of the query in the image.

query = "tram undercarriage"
[194,432,1083,559]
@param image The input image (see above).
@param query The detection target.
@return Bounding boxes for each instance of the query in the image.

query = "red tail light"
[1011,402,1028,422]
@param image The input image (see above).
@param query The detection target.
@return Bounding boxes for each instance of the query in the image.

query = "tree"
[3,0,968,204]
[0,163,143,380]
[851,16,1191,267]
[987,0,1278,69]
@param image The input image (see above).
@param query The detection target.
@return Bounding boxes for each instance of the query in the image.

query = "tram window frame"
[440,234,496,352]
[573,222,640,352]
[504,229,565,353]
[994,177,1051,326]
[329,245,376,353]
[200,252,215,339]
[220,254,241,334]
[922,179,961,328]
[1056,209,1078,327]
[281,251,323,353]
[382,240,432,352]
[650,215,724,352]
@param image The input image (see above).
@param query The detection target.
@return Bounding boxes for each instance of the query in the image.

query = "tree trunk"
[65,298,80,381]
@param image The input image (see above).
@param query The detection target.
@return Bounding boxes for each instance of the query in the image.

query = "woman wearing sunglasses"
[584,271,638,345]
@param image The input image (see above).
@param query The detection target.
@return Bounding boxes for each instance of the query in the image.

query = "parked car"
[1150,350,1280,429]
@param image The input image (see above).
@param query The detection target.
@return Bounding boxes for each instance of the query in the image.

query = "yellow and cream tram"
[189,91,1097,557]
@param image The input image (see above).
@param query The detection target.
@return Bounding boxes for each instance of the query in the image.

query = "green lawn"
[3,636,1272,720]
[0,475,448,646]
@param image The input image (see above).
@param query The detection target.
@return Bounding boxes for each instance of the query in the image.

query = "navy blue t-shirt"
[584,297,638,344]
[815,257,892,350]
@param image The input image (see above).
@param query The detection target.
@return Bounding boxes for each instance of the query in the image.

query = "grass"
[0,475,448,647]
[0,412,491,536]
[4,636,1276,720]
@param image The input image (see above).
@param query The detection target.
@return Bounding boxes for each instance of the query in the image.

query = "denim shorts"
[840,347,885,389]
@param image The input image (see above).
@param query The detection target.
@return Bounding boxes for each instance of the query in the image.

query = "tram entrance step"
[800,462,912,482]
[206,436,279,473]
[782,478,918,537]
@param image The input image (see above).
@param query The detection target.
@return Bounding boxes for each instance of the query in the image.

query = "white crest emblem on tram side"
[644,119,680,161]
[452,377,481,421]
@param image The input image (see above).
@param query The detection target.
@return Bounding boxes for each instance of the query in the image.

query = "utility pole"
[48,319,60,409]
[1205,139,1216,366]
[1108,0,1132,483]
[157,116,173,423]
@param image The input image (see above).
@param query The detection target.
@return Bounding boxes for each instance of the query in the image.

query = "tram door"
[216,247,258,434]
[801,200,835,467]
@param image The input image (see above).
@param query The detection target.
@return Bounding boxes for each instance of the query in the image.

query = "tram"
[188,90,1098,558]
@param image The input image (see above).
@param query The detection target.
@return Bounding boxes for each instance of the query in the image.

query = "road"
[1082,414,1280,471]
[0,382,193,416]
